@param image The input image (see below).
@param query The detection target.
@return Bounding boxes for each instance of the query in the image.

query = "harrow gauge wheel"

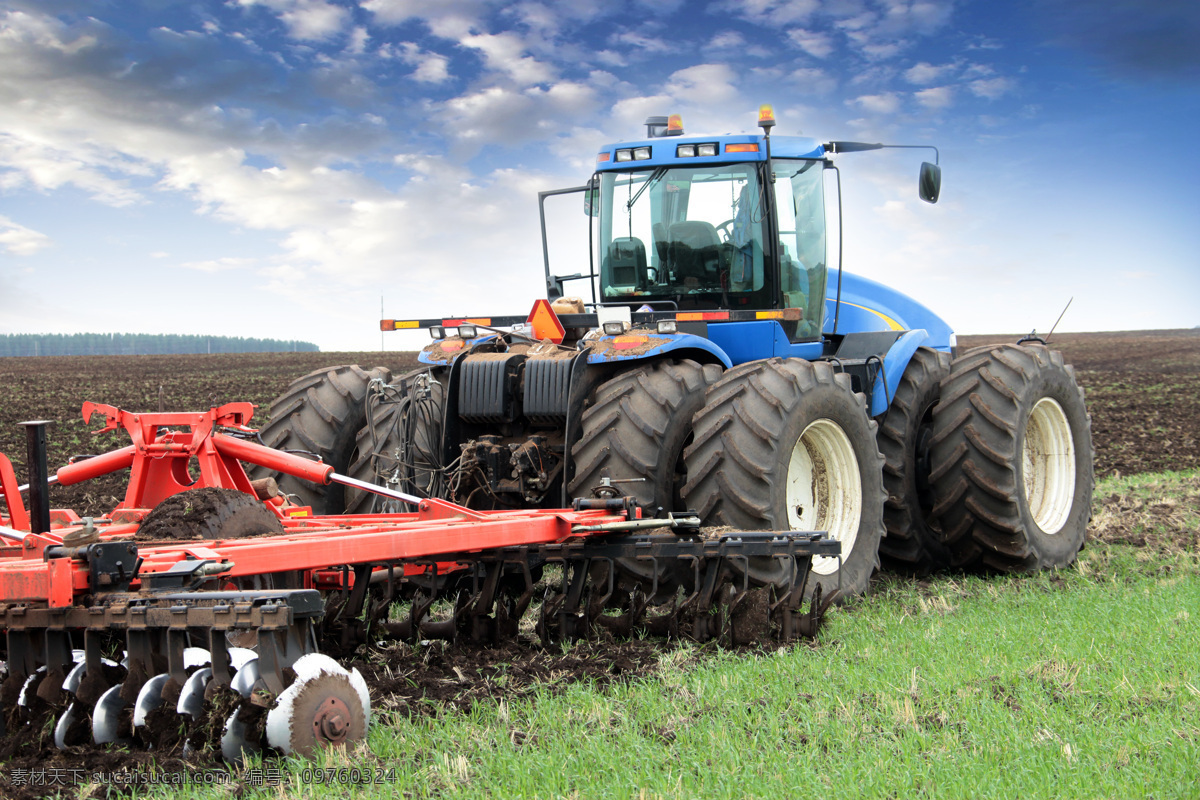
[265,653,370,758]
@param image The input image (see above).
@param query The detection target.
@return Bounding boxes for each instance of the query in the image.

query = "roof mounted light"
[666,114,683,136]
[633,146,651,160]
[758,104,776,131]
[676,144,695,158]
[615,148,633,162]
[697,143,717,157]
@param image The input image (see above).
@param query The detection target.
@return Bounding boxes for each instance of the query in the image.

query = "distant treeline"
[0,333,319,357]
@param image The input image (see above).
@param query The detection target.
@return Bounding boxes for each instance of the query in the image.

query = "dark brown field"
[0,330,1197,798]
[1,330,1196,515]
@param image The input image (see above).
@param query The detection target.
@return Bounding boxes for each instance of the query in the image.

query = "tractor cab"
[589,114,830,341]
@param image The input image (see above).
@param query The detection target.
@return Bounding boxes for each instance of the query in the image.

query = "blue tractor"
[256,108,1093,601]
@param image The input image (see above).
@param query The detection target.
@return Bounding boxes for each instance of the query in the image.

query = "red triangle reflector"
[527,299,566,344]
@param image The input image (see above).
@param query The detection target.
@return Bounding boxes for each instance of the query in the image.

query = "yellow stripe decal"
[839,301,903,331]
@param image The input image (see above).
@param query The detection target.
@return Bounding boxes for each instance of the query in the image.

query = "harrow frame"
[0,401,838,759]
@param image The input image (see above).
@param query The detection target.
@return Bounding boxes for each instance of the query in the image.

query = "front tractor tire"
[682,359,886,601]
[250,364,391,514]
[876,347,953,574]
[927,344,1093,571]
[569,359,723,512]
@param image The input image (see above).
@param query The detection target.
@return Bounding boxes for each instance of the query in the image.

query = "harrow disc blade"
[132,673,170,729]
[229,647,256,671]
[220,711,260,763]
[53,702,79,750]
[177,667,212,718]
[62,660,88,694]
[265,654,369,757]
[183,647,212,668]
[93,684,131,745]
[16,668,44,707]
[230,657,261,698]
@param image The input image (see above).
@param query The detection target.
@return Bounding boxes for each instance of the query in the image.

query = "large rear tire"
[250,364,391,514]
[569,359,723,513]
[344,370,446,514]
[876,347,953,573]
[927,344,1093,571]
[682,359,886,601]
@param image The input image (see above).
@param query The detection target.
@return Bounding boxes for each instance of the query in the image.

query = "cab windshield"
[597,164,771,310]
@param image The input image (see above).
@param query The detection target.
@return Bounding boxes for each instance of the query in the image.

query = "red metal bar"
[211,434,333,486]
[0,507,626,604]
[53,446,137,487]
[0,452,30,530]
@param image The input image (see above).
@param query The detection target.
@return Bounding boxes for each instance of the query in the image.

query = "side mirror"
[584,177,599,217]
[919,162,941,204]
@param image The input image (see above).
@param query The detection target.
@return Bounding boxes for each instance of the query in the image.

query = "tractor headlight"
[458,324,477,339]
[656,320,678,335]
[602,321,626,335]
[615,149,633,162]
[430,326,445,339]
[633,147,651,160]
[676,144,695,158]
[697,143,717,157]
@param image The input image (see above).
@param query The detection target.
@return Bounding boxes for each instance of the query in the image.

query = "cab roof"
[594,133,825,172]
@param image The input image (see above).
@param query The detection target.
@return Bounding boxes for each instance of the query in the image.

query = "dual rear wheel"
[251,342,1092,603]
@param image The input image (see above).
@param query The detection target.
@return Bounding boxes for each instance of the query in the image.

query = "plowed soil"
[1,329,1198,797]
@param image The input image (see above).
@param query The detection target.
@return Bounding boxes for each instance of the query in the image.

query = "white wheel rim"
[786,418,862,576]
[1022,397,1076,534]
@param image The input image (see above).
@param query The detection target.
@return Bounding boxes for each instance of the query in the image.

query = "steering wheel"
[715,218,736,242]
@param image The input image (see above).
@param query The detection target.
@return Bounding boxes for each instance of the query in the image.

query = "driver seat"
[668,221,720,285]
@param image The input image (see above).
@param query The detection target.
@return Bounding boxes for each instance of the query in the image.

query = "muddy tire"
[250,364,392,514]
[876,347,953,573]
[344,370,446,514]
[927,344,1093,571]
[682,359,886,601]
[568,359,723,513]
[137,488,283,540]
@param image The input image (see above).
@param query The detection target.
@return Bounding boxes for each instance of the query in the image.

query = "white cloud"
[914,85,953,108]
[180,256,257,273]
[788,67,837,95]
[849,92,901,114]
[0,215,50,255]
[361,0,491,39]
[385,42,452,83]
[905,61,953,84]
[439,80,595,147]
[609,30,677,55]
[460,31,555,85]
[346,25,370,55]
[666,64,739,104]
[970,76,1014,99]
[718,0,820,25]
[708,31,746,50]
[234,0,349,41]
[787,28,835,59]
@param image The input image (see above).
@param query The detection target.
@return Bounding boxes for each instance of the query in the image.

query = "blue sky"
[1,0,1197,352]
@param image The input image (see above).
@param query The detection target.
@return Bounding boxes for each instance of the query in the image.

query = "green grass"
[101,471,1200,798]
